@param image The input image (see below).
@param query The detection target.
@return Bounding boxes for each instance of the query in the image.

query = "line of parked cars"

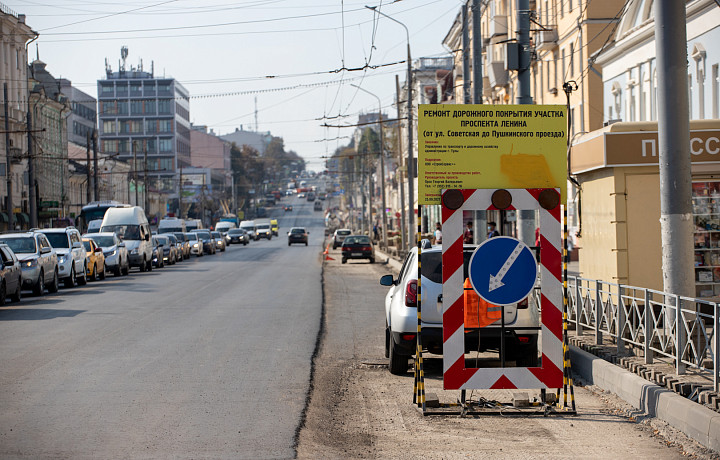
[0,208,260,305]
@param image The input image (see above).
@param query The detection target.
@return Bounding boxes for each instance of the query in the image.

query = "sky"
[13,0,460,170]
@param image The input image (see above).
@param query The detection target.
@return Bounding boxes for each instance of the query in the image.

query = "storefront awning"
[14,213,29,225]
[0,212,7,223]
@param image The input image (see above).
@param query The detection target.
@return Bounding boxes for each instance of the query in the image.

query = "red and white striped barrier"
[441,188,563,390]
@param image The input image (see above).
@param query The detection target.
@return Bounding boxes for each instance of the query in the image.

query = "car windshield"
[185,233,198,241]
[344,236,371,245]
[211,232,221,238]
[291,228,305,234]
[337,230,351,236]
[157,237,168,245]
[89,235,115,247]
[174,233,186,241]
[0,237,36,254]
[257,224,270,229]
[195,232,211,239]
[82,241,93,251]
[44,233,70,249]
[102,224,140,240]
[228,229,243,235]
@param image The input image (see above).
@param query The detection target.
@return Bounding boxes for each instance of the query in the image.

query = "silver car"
[0,232,59,296]
[85,232,129,276]
[211,231,226,252]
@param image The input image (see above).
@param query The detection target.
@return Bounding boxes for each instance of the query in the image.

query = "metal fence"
[561,276,719,393]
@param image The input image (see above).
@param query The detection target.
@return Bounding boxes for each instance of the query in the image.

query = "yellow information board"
[418,104,567,205]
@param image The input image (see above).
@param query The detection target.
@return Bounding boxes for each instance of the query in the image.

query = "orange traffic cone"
[324,243,334,260]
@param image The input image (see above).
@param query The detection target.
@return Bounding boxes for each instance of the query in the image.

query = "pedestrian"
[373,223,379,241]
[434,222,442,244]
[487,221,499,238]
[463,221,474,244]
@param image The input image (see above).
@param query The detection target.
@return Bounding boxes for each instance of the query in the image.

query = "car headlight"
[104,249,116,257]
[25,258,38,267]
[58,256,66,264]
[131,248,139,255]
[193,243,199,248]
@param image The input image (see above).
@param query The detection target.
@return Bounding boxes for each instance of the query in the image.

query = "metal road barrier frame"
[562,276,720,392]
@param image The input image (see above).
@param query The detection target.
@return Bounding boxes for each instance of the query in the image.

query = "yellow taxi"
[270,219,279,236]
[83,238,106,281]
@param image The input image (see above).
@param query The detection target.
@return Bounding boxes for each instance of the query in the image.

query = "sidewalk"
[373,245,720,453]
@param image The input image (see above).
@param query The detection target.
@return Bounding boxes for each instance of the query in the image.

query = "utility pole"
[86,131,91,204]
[178,165,183,218]
[27,107,37,228]
[92,129,98,201]
[143,142,149,215]
[655,0,694,300]
[462,4,471,104]
[515,0,535,246]
[396,75,407,252]
[133,141,138,206]
[4,83,14,230]
[472,0,483,104]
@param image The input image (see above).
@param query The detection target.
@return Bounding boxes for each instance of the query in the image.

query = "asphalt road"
[0,195,326,459]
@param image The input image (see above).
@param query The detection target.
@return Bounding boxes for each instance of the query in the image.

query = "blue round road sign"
[468,236,537,306]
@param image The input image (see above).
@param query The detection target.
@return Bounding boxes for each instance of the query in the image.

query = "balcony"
[488,15,508,44]
[488,61,509,88]
[535,26,558,52]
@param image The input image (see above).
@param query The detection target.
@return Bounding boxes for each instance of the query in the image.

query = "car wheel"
[0,280,7,305]
[77,265,88,285]
[99,264,106,280]
[288,241,291,246]
[389,336,409,375]
[11,278,21,302]
[147,258,153,271]
[90,263,97,281]
[34,270,46,296]
[65,267,76,288]
[333,243,337,249]
[47,269,59,293]
[140,257,147,272]
[369,257,375,264]
[122,260,130,276]
[341,258,347,264]
[385,324,390,359]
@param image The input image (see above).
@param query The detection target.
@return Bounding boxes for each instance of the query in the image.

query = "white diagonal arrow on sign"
[488,241,524,292]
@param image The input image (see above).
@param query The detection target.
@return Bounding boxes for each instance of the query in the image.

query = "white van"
[158,217,186,234]
[100,206,153,272]
[184,218,202,232]
[239,220,257,241]
[215,221,236,233]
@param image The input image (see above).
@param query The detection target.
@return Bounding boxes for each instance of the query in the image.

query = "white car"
[379,242,540,375]
[332,229,351,249]
[84,232,129,276]
[37,227,88,288]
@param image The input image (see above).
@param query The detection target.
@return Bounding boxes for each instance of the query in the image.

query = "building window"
[131,100,143,115]
[159,119,173,133]
[611,81,622,120]
[692,181,720,297]
[117,101,128,115]
[103,139,119,153]
[102,120,116,134]
[144,99,156,115]
[689,74,693,118]
[116,83,128,97]
[144,81,156,96]
[692,43,706,119]
[158,99,172,114]
[130,82,142,96]
[159,138,173,152]
[145,120,157,134]
[561,48,566,81]
[158,82,172,95]
[100,84,114,96]
[569,43,574,77]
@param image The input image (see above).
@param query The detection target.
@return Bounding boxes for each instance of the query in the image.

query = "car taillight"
[517,336,530,343]
[361,246,372,251]
[517,298,529,309]
[341,246,351,252]
[402,333,416,341]
[405,279,417,307]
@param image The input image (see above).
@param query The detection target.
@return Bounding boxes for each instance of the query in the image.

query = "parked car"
[287,227,309,246]
[227,228,249,245]
[82,238,106,281]
[0,232,59,296]
[37,227,88,288]
[340,235,375,264]
[155,234,177,265]
[379,243,539,375]
[192,230,216,255]
[211,231,226,252]
[151,236,164,268]
[185,232,203,257]
[173,232,191,259]
[101,206,153,272]
[332,229,352,249]
[0,243,23,303]
[84,232,129,276]
[160,233,181,263]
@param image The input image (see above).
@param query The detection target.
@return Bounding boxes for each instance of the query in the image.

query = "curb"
[571,345,720,452]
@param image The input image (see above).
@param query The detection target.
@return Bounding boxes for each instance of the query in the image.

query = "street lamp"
[365,5,414,250]
[351,83,388,251]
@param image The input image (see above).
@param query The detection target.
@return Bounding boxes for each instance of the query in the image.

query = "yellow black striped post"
[415,204,426,412]
[557,207,577,411]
